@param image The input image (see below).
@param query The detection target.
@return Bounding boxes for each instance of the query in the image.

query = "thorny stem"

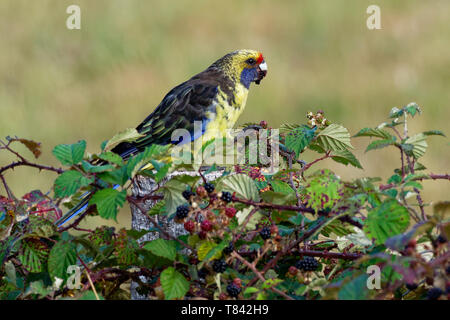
[77,253,100,300]
[296,249,362,260]
[0,161,64,175]
[300,151,331,173]
[232,196,363,229]
[0,174,14,199]
[232,251,294,300]
[378,173,450,191]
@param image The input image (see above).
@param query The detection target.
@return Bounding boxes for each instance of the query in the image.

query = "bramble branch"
[232,251,294,300]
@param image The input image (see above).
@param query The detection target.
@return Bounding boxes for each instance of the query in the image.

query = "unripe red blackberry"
[198,231,207,239]
[288,266,298,276]
[201,220,213,232]
[270,225,278,235]
[225,207,237,218]
[219,292,228,300]
[184,220,195,233]
[196,186,207,198]
[232,278,242,287]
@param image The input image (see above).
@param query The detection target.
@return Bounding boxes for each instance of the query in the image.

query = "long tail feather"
[54,144,138,229]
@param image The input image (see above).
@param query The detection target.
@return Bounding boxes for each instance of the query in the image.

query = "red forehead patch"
[257,53,264,64]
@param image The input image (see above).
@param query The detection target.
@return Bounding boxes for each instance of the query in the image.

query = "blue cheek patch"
[240,68,257,89]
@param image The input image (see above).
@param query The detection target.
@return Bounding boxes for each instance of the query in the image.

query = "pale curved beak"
[255,60,268,85]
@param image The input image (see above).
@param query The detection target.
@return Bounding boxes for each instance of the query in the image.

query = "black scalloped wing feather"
[111,69,234,158]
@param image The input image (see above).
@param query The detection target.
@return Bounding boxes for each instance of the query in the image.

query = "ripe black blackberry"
[426,287,443,300]
[182,189,195,201]
[212,259,228,273]
[175,205,189,219]
[226,283,241,298]
[197,267,208,279]
[260,227,271,240]
[295,256,319,271]
[223,243,234,255]
[437,234,447,244]
[221,191,232,203]
[204,183,215,193]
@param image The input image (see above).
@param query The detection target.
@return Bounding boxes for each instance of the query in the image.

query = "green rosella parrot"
[56,49,268,228]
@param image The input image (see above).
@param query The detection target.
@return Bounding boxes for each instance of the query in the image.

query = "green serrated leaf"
[144,239,177,261]
[331,149,362,169]
[162,179,189,216]
[363,200,410,245]
[216,174,260,201]
[315,124,353,151]
[126,145,169,179]
[48,241,77,282]
[54,170,94,198]
[197,241,220,261]
[19,239,49,273]
[270,180,295,195]
[148,200,166,216]
[103,128,145,152]
[160,267,190,300]
[89,188,127,220]
[81,161,114,173]
[52,140,86,166]
[365,138,396,152]
[97,151,124,166]
[285,125,316,157]
[404,133,427,159]
[97,166,129,186]
[422,130,445,137]
[338,275,371,300]
[404,102,421,117]
[353,128,394,140]
[306,170,343,213]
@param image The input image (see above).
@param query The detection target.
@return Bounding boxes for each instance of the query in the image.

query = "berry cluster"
[175,204,189,219]
[204,183,215,193]
[212,259,228,273]
[259,227,271,240]
[226,283,241,298]
[174,182,239,242]
[295,257,319,272]
[221,191,233,203]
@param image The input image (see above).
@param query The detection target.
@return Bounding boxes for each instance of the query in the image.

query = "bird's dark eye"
[246,58,256,65]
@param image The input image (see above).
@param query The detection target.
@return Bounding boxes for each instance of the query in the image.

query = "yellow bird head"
[209,49,268,88]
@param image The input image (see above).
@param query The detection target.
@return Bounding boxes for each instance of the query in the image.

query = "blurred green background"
[1,0,449,228]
